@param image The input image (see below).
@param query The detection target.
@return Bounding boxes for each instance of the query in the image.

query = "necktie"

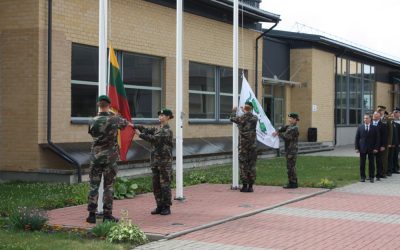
[366,125,369,132]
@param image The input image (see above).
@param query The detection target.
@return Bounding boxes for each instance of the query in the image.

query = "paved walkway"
[48,184,326,240]
[48,146,400,249]
[135,174,400,250]
[306,144,357,157]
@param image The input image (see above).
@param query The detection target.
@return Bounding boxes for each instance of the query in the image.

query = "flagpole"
[175,0,184,200]
[232,0,239,189]
[97,0,108,214]
[99,0,107,96]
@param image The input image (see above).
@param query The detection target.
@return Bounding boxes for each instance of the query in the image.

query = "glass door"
[262,84,285,127]
[274,98,284,128]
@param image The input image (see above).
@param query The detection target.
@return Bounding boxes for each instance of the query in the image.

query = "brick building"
[263,31,400,145]
[1,0,399,182]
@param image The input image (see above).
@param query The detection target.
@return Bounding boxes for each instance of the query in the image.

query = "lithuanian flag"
[108,44,135,161]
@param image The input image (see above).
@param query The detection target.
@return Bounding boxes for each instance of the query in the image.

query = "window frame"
[335,57,375,126]
[70,43,164,124]
[188,61,246,123]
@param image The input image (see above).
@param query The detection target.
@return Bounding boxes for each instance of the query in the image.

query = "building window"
[122,52,163,119]
[71,44,99,118]
[71,43,163,120]
[335,57,375,126]
[189,62,246,121]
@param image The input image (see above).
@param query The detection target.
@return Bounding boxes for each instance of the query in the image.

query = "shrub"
[114,178,138,200]
[9,207,48,231]
[90,220,118,238]
[317,178,336,189]
[106,220,147,245]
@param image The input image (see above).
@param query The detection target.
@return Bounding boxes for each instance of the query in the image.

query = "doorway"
[262,84,285,128]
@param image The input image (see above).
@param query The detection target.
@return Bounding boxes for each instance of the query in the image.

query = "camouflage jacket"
[88,112,129,162]
[279,124,299,155]
[230,111,258,148]
[139,124,173,164]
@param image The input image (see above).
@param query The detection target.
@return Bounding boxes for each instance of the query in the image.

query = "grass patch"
[135,156,359,191]
[0,229,130,250]
[0,182,88,217]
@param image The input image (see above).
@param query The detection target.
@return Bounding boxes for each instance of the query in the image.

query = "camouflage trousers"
[87,160,118,215]
[286,154,298,183]
[382,148,388,176]
[152,163,172,207]
[239,147,257,184]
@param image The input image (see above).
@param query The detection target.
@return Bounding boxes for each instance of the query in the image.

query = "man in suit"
[371,111,387,181]
[355,114,380,183]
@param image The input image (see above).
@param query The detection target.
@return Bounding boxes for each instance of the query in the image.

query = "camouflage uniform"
[230,111,258,185]
[279,124,299,185]
[87,111,129,216]
[139,124,173,208]
[381,116,391,177]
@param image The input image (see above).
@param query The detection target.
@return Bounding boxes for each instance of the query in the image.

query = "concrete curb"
[143,188,331,240]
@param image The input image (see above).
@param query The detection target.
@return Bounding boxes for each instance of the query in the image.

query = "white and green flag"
[237,76,280,149]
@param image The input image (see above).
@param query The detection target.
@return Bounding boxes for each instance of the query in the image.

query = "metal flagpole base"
[231,185,240,190]
[174,196,186,201]
[95,212,104,225]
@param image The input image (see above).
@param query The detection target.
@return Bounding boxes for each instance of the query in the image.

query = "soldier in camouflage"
[273,112,300,189]
[136,108,174,215]
[86,95,133,223]
[377,105,389,178]
[230,101,259,192]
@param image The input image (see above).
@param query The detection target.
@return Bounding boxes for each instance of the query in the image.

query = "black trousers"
[360,152,375,179]
[375,151,383,178]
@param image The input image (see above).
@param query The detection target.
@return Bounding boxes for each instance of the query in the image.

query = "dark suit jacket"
[355,123,380,153]
[372,120,387,148]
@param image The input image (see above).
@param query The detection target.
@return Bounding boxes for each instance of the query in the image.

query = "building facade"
[263,31,400,145]
[0,0,279,180]
[2,0,400,182]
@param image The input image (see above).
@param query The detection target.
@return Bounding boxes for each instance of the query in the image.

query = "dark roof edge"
[267,30,400,68]
[211,0,281,22]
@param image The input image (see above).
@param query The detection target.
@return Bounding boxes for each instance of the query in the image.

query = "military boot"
[103,214,119,223]
[160,206,171,215]
[283,182,297,189]
[247,183,254,192]
[151,206,163,215]
[240,184,248,192]
[86,212,96,224]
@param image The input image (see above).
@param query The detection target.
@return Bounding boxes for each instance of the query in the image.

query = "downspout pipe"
[255,22,278,98]
[47,0,82,182]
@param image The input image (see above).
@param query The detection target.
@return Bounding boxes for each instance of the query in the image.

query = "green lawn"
[0,155,359,249]
[0,228,130,250]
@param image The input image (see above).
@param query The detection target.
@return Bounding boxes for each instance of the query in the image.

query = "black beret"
[98,95,111,104]
[244,101,253,108]
[288,112,300,120]
[158,108,174,119]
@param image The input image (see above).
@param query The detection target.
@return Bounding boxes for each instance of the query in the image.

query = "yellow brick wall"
[310,49,335,142]
[0,0,263,171]
[0,0,70,171]
[375,81,393,112]
[289,49,312,140]
[0,0,41,171]
[38,0,261,144]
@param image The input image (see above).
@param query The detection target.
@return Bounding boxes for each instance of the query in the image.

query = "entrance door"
[263,97,273,123]
[274,98,284,128]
